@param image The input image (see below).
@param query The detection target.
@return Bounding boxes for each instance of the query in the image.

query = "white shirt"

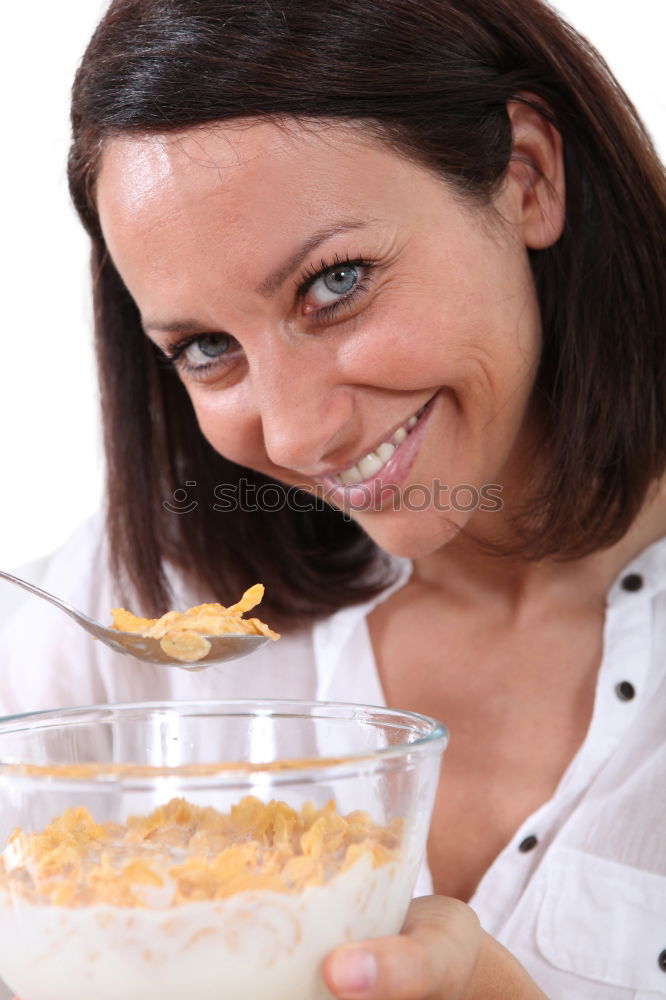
[1,515,665,999]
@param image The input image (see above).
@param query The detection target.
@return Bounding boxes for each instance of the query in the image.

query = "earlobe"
[505,97,566,250]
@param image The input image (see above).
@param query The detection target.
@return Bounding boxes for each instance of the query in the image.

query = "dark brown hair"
[68,0,666,623]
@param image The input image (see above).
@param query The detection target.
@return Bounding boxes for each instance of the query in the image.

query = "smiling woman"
[96,116,553,563]
[65,0,664,627]
[2,0,666,998]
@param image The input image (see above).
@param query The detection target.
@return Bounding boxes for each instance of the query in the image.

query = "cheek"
[339,300,533,405]
[335,284,449,391]
[340,238,539,396]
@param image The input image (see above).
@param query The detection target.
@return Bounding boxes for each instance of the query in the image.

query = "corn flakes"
[111,584,280,662]
[0,797,403,909]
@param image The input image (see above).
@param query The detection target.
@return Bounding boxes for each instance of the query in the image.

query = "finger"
[322,896,483,1000]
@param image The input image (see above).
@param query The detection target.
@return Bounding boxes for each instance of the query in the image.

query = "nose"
[249,344,352,473]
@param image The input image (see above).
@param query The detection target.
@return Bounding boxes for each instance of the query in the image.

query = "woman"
[2,0,665,996]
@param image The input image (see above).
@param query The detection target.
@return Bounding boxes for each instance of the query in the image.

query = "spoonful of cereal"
[0,572,278,669]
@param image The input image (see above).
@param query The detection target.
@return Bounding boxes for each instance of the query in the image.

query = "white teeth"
[332,403,426,486]
[376,442,396,463]
[358,453,386,479]
[339,466,364,486]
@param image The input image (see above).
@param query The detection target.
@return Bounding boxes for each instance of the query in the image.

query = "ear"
[501,97,566,250]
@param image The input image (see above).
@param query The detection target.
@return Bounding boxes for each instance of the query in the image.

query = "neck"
[413,477,666,617]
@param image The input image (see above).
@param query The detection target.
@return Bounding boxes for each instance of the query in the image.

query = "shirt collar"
[315,534,666,643]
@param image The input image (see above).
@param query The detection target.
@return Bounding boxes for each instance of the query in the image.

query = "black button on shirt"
[615,681,636,701]
[518,835,538,853]
[621,573,644,592]
[658,949,666,972]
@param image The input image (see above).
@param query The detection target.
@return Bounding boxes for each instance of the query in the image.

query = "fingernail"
[329,947,378,996]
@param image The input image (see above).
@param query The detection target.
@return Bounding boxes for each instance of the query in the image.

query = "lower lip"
[316,393,438,510]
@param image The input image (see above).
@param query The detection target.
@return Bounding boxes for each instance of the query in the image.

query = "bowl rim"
[0,699,448,790]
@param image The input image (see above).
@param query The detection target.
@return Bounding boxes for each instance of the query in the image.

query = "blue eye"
[322,264,358,296]
[311,264,358,305]
[182,334,230,366]
[303,260,371,316]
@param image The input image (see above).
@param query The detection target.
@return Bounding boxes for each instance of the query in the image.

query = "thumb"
[322,896,483,1000]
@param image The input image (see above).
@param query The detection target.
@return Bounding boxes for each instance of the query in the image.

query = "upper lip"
[303,393,436,481]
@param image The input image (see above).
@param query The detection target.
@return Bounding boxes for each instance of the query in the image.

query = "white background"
[1,0,664,569]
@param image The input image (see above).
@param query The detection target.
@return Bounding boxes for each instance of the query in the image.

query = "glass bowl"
[0,699,446,1000]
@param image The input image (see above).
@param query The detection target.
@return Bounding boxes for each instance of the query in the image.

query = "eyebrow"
[141,219,375,334]
[141,218,373,334]
[254,219,371,297]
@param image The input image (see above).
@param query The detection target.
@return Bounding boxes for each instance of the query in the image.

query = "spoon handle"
[0,569,93,626]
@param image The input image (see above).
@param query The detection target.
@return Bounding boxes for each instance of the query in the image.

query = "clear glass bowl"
[0,700,447,1000]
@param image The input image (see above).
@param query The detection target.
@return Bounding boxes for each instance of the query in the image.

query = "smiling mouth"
[326,400,431,487]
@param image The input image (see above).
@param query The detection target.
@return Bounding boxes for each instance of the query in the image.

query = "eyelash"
[159,335,229,380]
[162,253,375,376]
[296,253,374,325]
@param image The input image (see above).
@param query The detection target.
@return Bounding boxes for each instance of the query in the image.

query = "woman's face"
[97,119,547,558]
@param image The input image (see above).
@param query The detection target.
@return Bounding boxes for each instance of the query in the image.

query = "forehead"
[94,118,479,324]
[94,119,453,312]
[97,120,411,242]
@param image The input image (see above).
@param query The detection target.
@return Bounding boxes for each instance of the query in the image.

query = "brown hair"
[69,0,666,623]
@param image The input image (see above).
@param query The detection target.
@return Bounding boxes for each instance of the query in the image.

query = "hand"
[322,895,548,1000]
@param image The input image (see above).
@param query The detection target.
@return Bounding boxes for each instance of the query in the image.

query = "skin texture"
[89,108,666,998]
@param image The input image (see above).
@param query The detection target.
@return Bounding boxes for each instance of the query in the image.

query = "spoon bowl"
[95,628,268,670]
[0,569,269,669]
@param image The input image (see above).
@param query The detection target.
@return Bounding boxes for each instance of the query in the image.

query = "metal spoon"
[0,569,269,670]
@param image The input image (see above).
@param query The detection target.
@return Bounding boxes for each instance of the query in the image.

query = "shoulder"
[0,513,115,717]
[2,512,112,615]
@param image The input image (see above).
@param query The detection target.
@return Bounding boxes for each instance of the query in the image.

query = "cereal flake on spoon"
[111,583,280,663]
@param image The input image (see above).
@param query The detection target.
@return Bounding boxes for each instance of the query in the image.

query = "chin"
[353,507,466,560]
